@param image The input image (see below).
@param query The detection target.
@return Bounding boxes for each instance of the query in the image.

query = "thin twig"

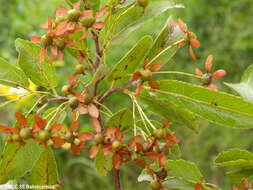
[91,30,102,70]
[40,97,69,104]
[99,81,137,104]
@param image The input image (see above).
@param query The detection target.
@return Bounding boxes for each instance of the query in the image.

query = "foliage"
[0,0,253,190]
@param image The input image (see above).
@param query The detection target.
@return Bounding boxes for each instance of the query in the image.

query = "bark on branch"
[99,81,137,104]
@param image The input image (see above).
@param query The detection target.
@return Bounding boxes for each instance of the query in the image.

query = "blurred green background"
[0,0,253,189]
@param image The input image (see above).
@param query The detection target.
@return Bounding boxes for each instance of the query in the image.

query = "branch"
[99,80,137,104]
[113,169,122,190]
[91,30,103,97]
[91,30,102,70]
[40,97,69,104]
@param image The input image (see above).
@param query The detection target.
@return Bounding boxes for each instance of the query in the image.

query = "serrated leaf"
[143,80,253,129]
[146,17,184,64]
[215,148,253,169]
[0,140,43,184]
[28,148,59,187]
[108,35,153,83]
[103,0,183,42]
[0,57,29,88]
[94,144,106,176]
[140,94,198,133]
[105,108,133,128]
[15,38,58,89]
[225,64,253,102]
[165,159,203,182]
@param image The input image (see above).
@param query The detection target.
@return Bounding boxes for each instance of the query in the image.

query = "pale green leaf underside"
[225,64,253,102]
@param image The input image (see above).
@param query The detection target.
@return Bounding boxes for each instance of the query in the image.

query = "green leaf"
[138,160,203,190]
[143,80,253,129]
[140,94,198,133]
[215,148,253,169]
[225,64,253,102]
[0,57,29,88]
[226,169,253,186]
[88,64,109,86]
[94,144,106,176]
[105,108,133,129]
[86,0,100,12]
[43,107,67,124]
[146,17,184,64]
[163,179,197,190]
[108,35,153,83]
[170,144,181,159]
[138,161,159,182]
[103,0,183,42]
[0,140,43,184]
[66,34,88,60]
[165,159,203,182]
[28,148,59,187]
[15,38,58,89]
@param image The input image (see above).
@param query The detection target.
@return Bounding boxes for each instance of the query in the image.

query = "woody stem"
[92,30,103,97]
[113,169,122,190]
[98,81,137,106]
